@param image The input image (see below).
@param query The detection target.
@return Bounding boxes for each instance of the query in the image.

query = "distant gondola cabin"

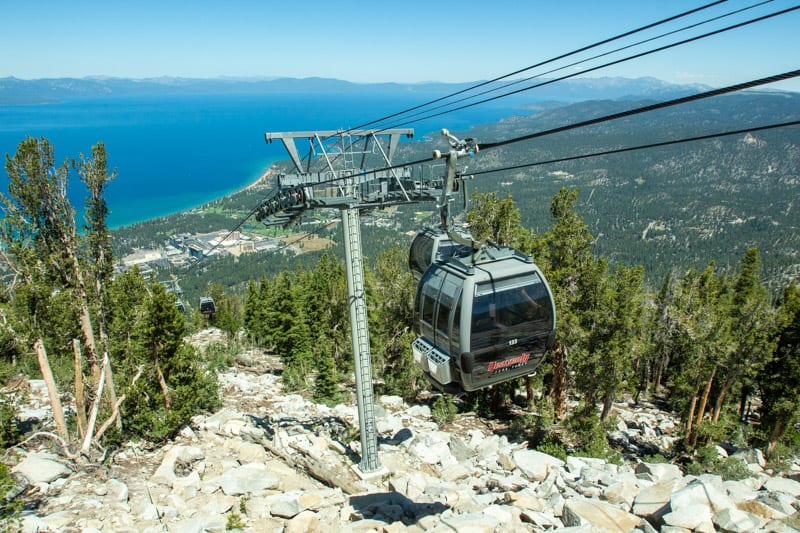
[199,296,216,315]
[408,227,473,282]
[413,246,556,392]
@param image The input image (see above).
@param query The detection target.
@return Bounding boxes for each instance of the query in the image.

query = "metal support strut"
[341,204,382,474]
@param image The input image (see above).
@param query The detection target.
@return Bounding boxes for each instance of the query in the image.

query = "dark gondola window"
[451,299,462,356]
[470,273,553,352]
[419,267,446,341]
[434,273,460,349]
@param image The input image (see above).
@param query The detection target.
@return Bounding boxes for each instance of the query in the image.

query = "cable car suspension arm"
[432,129,487,251]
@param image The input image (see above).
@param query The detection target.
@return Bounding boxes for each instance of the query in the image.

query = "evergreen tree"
[1,136,102,377]
[711,249,775,422]
[544,187,597,420]
[369,247,422,399]
[312,343,341,406]
[302,253,351,375]
[121,282,219,440]
[759,282,800,456]
[467,191,531,248]
[74,142,116,353]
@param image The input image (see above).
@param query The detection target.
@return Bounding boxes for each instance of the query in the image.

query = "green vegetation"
[1,137,219,455]
[431,395,459,427]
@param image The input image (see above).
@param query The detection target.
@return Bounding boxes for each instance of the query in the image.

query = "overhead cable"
[346,0,731,133]
[471,120,800,176]
[316,68,800,184]
[369,0,775,131]
[382,5,800,130]
[480,69,800,151]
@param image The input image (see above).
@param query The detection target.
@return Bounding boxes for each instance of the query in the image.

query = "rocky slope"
[8,334,800,532]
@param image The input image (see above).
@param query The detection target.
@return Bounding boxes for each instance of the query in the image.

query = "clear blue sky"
[1,0,798,90]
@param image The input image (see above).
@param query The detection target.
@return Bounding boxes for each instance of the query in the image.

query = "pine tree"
[369,247,421,399]
[1,136,102,378]
[711,249,775,422]
[122,282,219,440]
[544,187,598,420]
[312,339,341,406]
[759,282,800,456]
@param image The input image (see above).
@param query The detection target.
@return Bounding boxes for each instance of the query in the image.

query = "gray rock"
[764,476,800,497]
[662,502,714,531]
[633,478,686,522]
[713,507,766,532]
[723,479,759,503]
[674,476,735,514]
[737,499,790,521]
[603,477,639,508]
[236,441,268,463]
[434,512,500,532]
[563,497,642,532]
[170,514,227,533]
[106,478,129,503]
[284,509,320,533]
[448,434,475,461]
[757,519,800,533]
[512,449,565,482]
[219,463,279,495]
[634,461,682,482]
[266,490,322,518]
[731,448,766,468]
[12,454,71,483]
[758,492,797,516]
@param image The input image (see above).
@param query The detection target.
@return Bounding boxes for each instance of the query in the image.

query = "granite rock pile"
[8,346,800,532]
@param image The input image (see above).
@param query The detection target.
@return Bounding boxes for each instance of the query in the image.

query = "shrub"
[685,445,751,480]
[0,462,23,531]
[0,394,21,450]
[567,408,622,465]
[431,395,458,427]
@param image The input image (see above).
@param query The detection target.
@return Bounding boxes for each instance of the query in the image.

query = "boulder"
[712,507,766,532]
[563,498,642,532]
[218,463,279,496]
[634,461,682,482]
[764,476,800,497]
[12,454,70,484]
[512,449,565,482]
[632,478,686,522]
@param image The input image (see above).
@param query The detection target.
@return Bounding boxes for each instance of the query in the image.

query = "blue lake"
[0,92,530,228]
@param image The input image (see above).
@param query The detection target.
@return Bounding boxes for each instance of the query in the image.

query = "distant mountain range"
[0,75,715,106]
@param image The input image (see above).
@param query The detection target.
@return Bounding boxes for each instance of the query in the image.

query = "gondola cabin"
[408,227,473,282]
[199,296,216,315]
[413,246,556,392]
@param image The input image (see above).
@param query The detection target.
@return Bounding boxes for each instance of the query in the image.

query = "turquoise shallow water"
[0,92,526,228]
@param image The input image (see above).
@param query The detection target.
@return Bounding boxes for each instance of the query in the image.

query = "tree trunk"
[102,352,122,430]
[600,387,615,421]
[766,418,787,458]
[551,345,568,421]
[156,364,172,410]
[653,354,664,395]
[72,339,88,438]
[35,339,69,441]
[525,376,535,410]
[690,365,717,448]
[712,370,737,422]
[81,354,109,455]
[684,379,702,448]
[63,243,101,380]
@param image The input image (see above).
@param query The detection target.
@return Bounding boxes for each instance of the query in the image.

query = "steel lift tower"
[255,128,434,475]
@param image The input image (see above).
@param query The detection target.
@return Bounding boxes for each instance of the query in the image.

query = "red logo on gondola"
[488,353,530,373]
